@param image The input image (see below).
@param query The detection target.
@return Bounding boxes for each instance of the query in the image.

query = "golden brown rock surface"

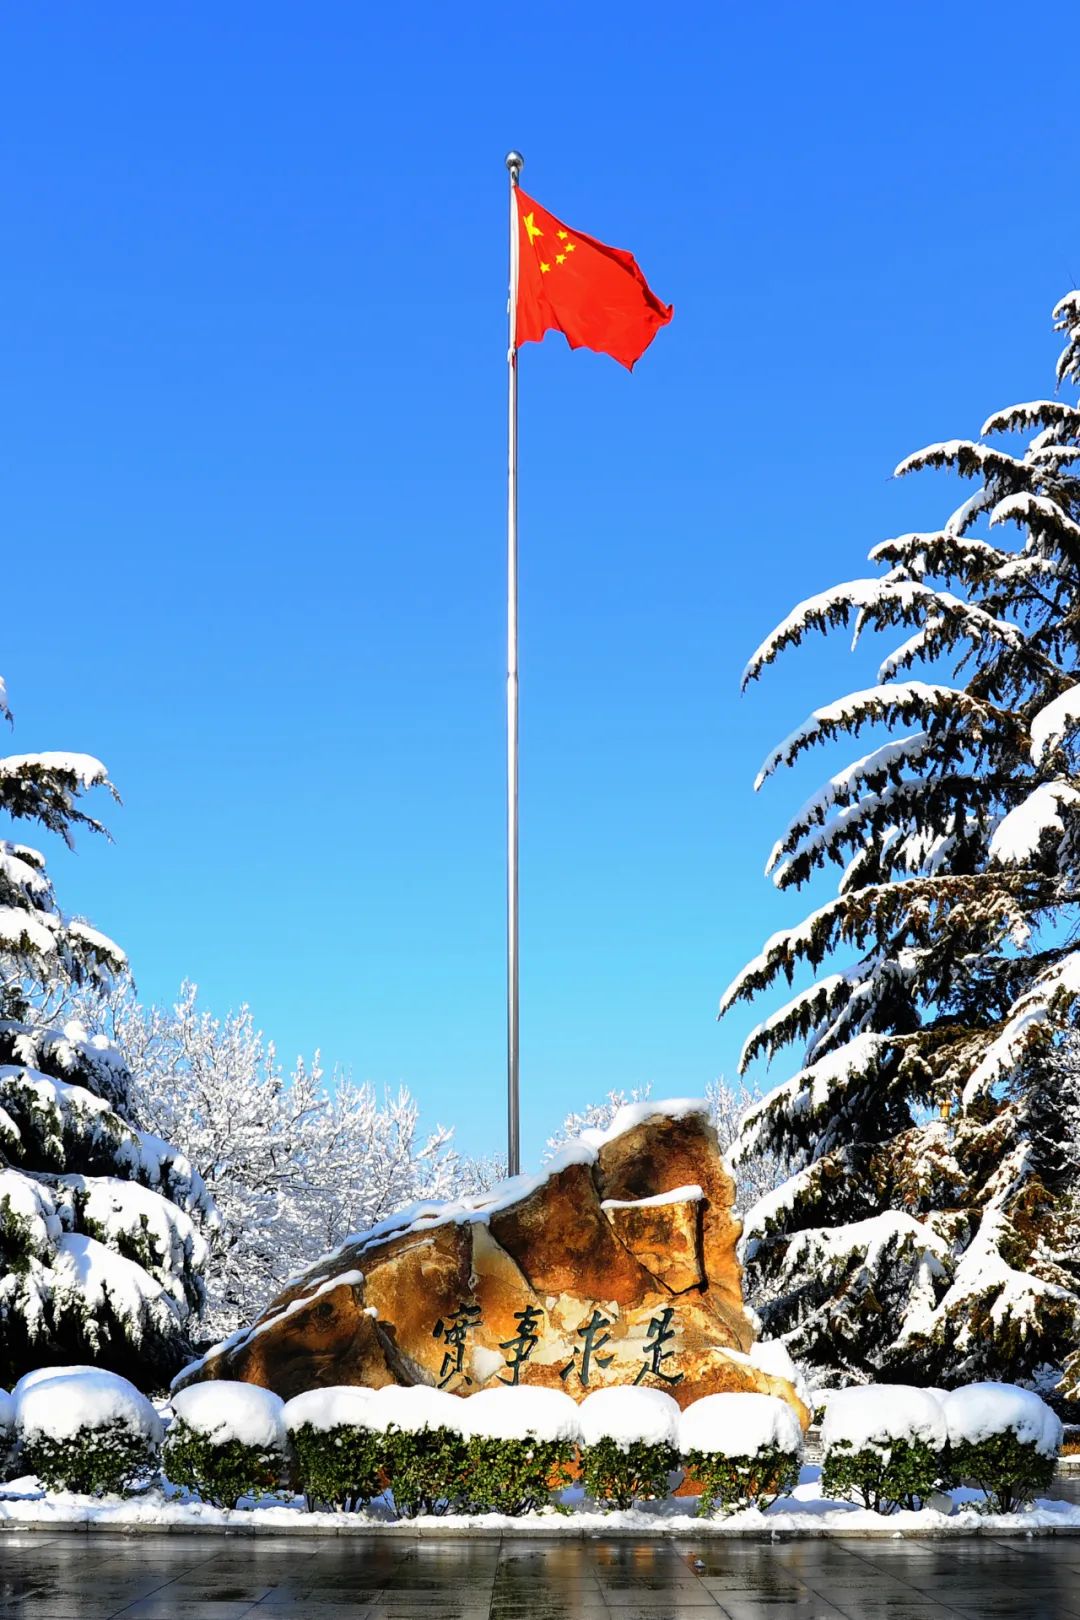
[175,1102,807,1426]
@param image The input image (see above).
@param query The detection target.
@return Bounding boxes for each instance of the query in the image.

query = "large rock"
[176,1101,807,1424]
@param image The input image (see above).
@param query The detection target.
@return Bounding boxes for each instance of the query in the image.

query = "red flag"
[514,188,672,371]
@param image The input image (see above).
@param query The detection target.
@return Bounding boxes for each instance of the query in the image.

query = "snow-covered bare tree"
[72,982,458,1337]
[0,674,214,1388]
[725,292,1080,1391]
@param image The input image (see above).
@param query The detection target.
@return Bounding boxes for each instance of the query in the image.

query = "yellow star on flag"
[556,253,566,265]
[523,212,543,244]
[539,261,551,274]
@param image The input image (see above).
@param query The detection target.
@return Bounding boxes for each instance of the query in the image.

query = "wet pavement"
[0,1533,1077,1618]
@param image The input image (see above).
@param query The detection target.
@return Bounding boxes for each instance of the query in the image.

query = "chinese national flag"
[514,188,672,371]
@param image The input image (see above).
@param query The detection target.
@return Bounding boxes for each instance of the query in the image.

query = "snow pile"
[942,1382,1062,1457]
[0,1389,13,1434]
[171,1382,285,1451]
[821,1385,946,1455]
[460,1386,581,1445]
[15,1368,162,1445]
[578,1387,681,1450]
[282,1386,375,1435]
[367,1385,467,1436]
[678,1393,802,1458]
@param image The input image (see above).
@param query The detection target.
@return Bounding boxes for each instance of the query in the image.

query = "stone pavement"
[0,1533,1077,1618]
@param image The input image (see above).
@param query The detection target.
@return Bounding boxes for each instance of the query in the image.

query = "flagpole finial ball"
[505,151,524,178]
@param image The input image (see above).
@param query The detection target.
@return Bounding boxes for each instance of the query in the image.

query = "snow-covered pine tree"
[724,292,1080,1392]
[0,674,214,1388]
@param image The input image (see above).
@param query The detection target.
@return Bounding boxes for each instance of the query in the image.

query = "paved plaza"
[0,1532,1077,1619]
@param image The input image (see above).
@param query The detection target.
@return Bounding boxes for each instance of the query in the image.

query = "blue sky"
[2,2,1075,1163]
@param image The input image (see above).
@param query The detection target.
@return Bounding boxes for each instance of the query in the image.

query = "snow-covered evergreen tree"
[73,982,458,1337]
[0,677,214,1387]
[725,292,1080,1391]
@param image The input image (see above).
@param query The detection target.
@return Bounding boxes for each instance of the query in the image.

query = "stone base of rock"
[177,1101,807,1426]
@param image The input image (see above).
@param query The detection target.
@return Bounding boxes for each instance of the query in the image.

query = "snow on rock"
[942,1383,1062,1457]
[0,1390,13,1433]
[16,1368,162,1444]
[282,1386,376,1434]
[1030,686,1080,764]
[460,1386,582,1445]
[578,1387,681,1450]
[600,1184,703,1211]
[171,1381,285,1450]
[367,1385,468,1436]
[578,1098,708,1152]
[747,1340,810,1407]
[821,1385,946,1455]
[678,1393,803,1458]
[989,782,1080,866]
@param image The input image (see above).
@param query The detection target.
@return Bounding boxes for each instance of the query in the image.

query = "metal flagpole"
[505,149,523,1177]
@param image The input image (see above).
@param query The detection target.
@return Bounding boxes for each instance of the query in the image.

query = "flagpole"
[505,149,523,1177]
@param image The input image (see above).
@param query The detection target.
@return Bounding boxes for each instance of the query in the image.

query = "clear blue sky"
[2,2,1075,1163]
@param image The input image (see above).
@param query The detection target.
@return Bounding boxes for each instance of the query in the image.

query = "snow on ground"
[0,1466,1076,1536]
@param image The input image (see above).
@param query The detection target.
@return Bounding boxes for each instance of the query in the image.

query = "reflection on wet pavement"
[0,1530,1075,1617]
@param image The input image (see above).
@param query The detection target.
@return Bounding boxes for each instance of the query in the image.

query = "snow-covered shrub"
[372,1385,468,1518]
[461,1386,580,1515]
[943,1383,1062,1512]
[820,1386,946,1513]
[578,1387,681,1511]
[165,1382,288,1509]
[283,1386,382,1513]
[678,1393,802,1515]
[16,1367,163,1496]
